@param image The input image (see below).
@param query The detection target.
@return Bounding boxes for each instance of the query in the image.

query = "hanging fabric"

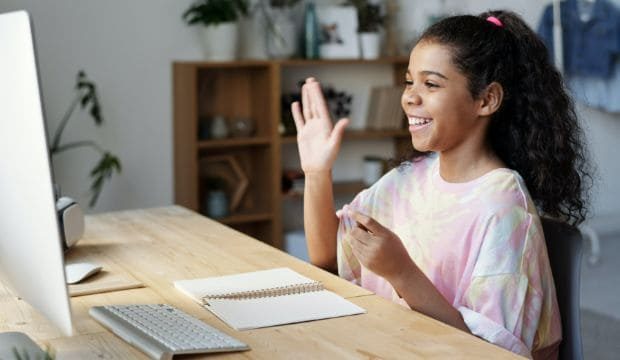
[538,0,620,78]
[538,0,620,113]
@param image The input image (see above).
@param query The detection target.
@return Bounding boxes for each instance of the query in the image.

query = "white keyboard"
[89,304,249,360]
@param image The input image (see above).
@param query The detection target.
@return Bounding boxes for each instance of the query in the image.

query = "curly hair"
[395,10,591,225]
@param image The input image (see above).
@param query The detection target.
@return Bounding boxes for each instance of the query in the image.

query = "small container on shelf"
[210,115,229,139]
[205,190,229,219]
[203,176,230,218]
[230,117,255,138]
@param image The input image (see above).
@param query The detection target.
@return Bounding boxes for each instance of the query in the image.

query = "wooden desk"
[0,206,520,359]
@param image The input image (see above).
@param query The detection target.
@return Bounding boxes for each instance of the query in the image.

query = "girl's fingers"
[308,82,331,121]
[302,83,312,120]
[350,210,384,235]
[291,102,305,133]
[348,234,364,259]
[351,227,372,247]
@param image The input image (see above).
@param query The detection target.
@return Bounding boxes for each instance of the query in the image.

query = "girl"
[291,10,590,360]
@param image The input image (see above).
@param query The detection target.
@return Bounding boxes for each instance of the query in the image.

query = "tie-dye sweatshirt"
[337,154,561,359]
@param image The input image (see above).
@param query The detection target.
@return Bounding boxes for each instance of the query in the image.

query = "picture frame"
[316,6,360,59]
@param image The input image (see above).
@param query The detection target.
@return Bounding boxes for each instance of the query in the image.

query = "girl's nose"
[402,89,422,106]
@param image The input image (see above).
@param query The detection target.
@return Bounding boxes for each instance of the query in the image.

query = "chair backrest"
[541,218,584,360]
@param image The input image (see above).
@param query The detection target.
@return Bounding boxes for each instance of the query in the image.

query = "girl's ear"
[478,82,503,117]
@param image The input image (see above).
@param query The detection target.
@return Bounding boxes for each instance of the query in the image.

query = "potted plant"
[346,0,385,59]
[182,0,249,61]
[50,70,121,208]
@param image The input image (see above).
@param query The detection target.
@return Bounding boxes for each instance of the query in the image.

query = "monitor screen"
[0,10,73,336]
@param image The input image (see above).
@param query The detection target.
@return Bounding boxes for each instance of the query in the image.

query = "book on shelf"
[365,86,406,130]
[173,268,366,331]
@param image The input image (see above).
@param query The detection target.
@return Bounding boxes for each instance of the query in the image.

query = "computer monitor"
[0,10,73,336]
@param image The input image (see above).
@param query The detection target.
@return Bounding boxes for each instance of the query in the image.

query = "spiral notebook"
[173,268,366,330]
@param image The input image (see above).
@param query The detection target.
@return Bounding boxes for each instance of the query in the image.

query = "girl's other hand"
[348,210,414,281]
[291,77,349,173]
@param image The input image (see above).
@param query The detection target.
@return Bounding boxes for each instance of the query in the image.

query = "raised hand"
[291,78,349,173]
[347,210,414,281]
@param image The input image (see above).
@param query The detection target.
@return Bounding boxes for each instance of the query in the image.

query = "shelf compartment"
[198,137,271,149]
[218,211,273,225]
[196,66,273,139]
[334,180,367,195]
[280,129,409,144]
[198,147,274,217]
[227,221,274,244]
[282,180,367,199]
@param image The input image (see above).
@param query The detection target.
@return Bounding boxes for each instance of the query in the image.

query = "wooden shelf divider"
[198,137,271,149]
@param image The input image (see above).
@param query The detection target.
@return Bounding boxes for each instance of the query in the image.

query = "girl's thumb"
[330,118,350,146]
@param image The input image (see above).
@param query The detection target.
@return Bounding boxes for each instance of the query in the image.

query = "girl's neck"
[438,144,504,183]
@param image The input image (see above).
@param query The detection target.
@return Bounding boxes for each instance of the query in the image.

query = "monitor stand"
[0,332,47,359]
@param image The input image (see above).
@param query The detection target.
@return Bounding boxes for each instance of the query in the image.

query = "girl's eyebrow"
[421,70,449,80]
[405,69,449,80]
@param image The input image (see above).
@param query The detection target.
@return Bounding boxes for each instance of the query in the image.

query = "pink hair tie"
[486,16,503,27]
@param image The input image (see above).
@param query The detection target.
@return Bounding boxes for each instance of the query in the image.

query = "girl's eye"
[404,79,413,86]
[425,81,438,88]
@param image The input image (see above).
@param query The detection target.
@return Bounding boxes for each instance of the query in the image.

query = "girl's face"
[401,41,489,155]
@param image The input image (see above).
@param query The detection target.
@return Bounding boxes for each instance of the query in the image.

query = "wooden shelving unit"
[173,58,410,249]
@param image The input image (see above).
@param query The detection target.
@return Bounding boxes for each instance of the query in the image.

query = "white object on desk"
[65,262,102,284]
[174,268,366,330]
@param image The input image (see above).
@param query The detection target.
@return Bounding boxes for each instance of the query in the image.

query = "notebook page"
[173,268,317,302]
[205,290,366,330]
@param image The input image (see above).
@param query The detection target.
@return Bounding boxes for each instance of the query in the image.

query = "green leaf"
[51,70,119,208]
[88,152,122,207]
[182,0,249,26]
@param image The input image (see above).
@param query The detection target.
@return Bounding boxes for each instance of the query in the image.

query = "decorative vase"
[199,22,238,61]
[206,190,229,219]
[239,14,268,60]
[303,2,320,59]
[210,115,229,139]
[359,32,381,60]
[266,7,297,59]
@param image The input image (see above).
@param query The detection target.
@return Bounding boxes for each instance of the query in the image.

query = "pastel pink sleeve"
[457,208,547,358]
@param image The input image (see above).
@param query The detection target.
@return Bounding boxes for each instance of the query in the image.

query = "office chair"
[541,218,584,360]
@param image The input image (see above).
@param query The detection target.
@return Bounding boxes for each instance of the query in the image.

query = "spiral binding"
[201,281,324,304]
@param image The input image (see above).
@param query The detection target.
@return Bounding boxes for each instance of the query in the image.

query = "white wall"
[1,0,618,233]
[0,0,199,213]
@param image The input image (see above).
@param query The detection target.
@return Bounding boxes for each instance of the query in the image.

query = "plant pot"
[199,22,239,61]
[359,32,381,60]
[266,7,297,59]
[239,15,268,60]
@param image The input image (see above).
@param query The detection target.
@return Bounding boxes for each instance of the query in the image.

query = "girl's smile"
[408,115,433,132]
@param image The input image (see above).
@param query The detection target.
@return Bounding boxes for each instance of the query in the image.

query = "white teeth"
[408,116,432,126]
